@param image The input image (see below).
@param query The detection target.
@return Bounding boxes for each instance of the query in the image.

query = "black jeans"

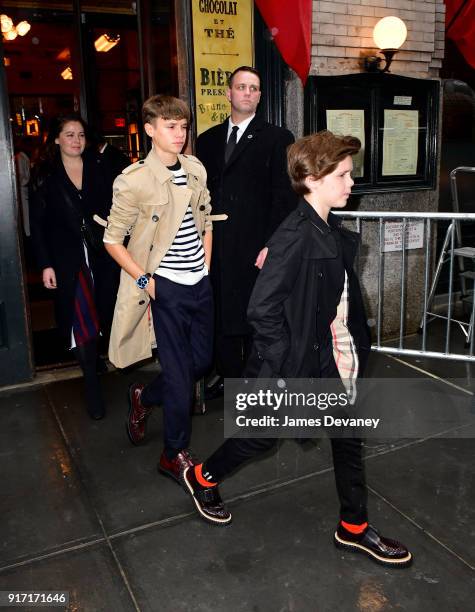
[204,340,368,524]
[141,275,214,451]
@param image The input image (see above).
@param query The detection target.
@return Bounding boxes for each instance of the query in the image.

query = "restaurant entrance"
[0,0,285,384]
[0,0,178,380]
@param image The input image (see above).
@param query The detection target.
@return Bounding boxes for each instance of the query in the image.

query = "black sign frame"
[304,73,440,194]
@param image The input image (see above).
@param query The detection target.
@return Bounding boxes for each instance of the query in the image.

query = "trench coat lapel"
[145,146,175,187]
[179,154,205,208]
[295,199,339,259]
[326,211,360,267]
[224,115,263,169]
[145,147,192,220]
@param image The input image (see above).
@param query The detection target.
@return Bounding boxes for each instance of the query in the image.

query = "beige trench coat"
[104,148,212,368]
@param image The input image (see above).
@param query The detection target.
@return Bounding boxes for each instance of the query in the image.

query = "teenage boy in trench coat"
[104,95,214,483]
[183,131,412,569]
[196,66,297,389]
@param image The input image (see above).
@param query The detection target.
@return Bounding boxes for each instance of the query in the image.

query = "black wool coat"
[30,149,120,344]
[245,199,371,379]
[196,115,298,335]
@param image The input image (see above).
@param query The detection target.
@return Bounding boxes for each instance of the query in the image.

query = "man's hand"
[43,267,57,289]
[255,247,268,270]
[145,278,155,300]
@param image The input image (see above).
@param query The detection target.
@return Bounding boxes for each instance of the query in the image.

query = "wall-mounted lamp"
[364,16,407,73]
[94,33,120,53]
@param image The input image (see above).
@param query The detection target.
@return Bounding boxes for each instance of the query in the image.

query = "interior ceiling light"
[94,33,120,52]
[16,21,31,37]
[1,14,32,41]
[1,14,13,33]
[3,28,18,41]
[56,47,71,61]
[61,66,73,80]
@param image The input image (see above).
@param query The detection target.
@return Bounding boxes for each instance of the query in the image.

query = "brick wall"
[312,0,446,78]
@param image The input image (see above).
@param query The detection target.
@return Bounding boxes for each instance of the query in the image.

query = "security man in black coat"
[196,66,297,390]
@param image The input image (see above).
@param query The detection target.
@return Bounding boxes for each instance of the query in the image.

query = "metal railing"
[334,211,475,362]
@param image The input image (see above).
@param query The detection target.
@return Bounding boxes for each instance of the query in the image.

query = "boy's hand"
[255,247,268,270]
[146,278,156,300]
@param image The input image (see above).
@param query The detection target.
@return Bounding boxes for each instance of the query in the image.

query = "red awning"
[446,0,475,69]
[255,0,311,85]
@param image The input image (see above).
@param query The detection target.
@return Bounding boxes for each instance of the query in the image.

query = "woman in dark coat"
[30,114,120,419]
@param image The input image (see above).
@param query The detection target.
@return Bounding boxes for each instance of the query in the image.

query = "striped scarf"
[72,263,100,347]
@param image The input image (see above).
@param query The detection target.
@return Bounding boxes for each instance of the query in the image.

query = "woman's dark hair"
[43,114,88,162]
[33,114,89,184]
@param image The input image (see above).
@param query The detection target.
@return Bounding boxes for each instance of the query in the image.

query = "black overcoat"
[196,115,297,335]
[245,199,371,379]
[30,149,120,344]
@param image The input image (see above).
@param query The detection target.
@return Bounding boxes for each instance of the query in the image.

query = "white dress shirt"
[227,114,255,144]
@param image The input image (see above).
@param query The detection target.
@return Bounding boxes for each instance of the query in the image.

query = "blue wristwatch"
[136,273,151,289]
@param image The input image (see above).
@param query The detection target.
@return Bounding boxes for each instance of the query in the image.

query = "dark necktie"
[225,125,239,164]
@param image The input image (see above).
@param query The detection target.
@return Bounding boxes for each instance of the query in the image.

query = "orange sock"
[194,463,217,488]
[340,520,368,535]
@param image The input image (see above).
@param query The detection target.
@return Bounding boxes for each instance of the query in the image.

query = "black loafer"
[334,524,412,568]
[183,467,232,525]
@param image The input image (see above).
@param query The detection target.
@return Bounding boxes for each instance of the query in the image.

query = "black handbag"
[59,182,106,255]
[81,219,105,254]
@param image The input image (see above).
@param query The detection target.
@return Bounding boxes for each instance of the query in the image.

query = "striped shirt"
[155,162,207,286]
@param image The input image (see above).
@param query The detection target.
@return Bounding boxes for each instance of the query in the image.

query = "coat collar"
[144,147,201,184]
[178,153,203,180]
[296,198,359,265]
[296,198,342,235]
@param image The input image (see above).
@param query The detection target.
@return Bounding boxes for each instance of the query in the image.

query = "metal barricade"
[333,211,475,362]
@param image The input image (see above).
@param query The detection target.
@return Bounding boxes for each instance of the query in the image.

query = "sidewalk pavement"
[0,343,474,612]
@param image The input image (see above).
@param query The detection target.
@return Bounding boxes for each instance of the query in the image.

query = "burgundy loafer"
[158,449,197,484]
[126,383,153,445]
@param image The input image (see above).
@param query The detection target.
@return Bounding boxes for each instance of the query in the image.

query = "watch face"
[136,275,148,289]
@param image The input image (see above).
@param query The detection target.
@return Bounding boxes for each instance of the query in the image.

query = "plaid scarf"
[330,271,359,404]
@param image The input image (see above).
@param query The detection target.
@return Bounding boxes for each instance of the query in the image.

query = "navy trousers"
[141,274,214,451]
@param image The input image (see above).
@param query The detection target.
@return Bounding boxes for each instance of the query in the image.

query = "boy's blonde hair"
[142,95,190,125]
[287,130,361,196]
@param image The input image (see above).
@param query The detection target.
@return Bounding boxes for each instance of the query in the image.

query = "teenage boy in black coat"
[183,131,412,568]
